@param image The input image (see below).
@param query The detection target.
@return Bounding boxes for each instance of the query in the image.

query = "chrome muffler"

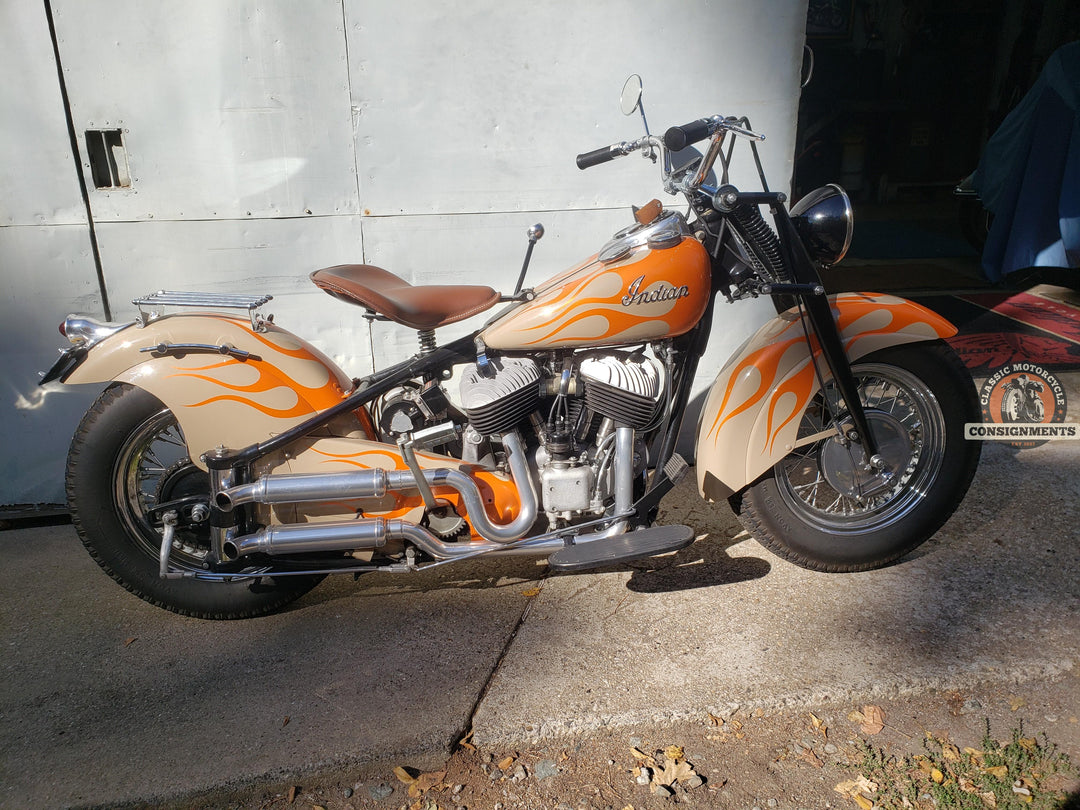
[215,431,539,545]
[223,518,390,559]
[222,516,568,562]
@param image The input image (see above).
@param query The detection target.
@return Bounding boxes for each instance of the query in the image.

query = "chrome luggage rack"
[132,290,274,331]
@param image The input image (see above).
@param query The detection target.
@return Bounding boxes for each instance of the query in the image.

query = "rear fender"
[66,314,357,467]
[695,293,957,500]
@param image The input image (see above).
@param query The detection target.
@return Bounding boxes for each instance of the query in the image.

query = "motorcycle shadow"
[296,554,548,607]
[621,533,771,594]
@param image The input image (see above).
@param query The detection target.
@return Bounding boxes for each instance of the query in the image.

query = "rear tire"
[67,384,324,619]
[733,342,980,572]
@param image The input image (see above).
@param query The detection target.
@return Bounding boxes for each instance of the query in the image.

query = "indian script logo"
[621,275,690,307]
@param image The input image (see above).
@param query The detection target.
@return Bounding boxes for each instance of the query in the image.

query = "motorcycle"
[41,77,981,619]
[1000,375,1045,424]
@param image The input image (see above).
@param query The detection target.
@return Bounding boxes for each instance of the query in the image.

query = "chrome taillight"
[60,316,130,347]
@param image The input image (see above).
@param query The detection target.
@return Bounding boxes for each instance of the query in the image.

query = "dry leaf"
[850,705,885,735]
[834,779,859,795]
[663,745,685,761]
[856,775,879,794]
[123,637,137,647]
[707,712,724,726]
[286,785,297,804]
[459,741,476,751]
[407,769,446,798]
[931,768,945,784]
[630,747,655,766]
[983,765,1008,779]
[393,766,417,784]
[651,756,697,788]
[942,742,961,761]
[965,747,986,765]
[730,719,743,731]
[497,756,515,771]
[853,794,874,810]
[521,588,541,597]
[980,791,998,808]
[798,747,824,768]
[1017,737,1037,752]
[835,775,878,798]
[1009,696,1027,711]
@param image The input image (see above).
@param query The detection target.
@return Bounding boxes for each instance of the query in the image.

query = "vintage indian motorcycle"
[42,78,980,619]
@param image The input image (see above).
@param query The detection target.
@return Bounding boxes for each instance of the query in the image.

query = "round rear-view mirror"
[620,74,643,116]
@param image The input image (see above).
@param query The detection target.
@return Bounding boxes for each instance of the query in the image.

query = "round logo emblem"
[977,362,1068,448]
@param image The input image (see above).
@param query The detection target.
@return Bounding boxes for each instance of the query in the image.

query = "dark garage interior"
[795,0,1080,374]
[796,0,1079,293]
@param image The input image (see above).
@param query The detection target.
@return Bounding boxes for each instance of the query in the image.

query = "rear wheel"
[734,342,980,572]
[67,384,324,619]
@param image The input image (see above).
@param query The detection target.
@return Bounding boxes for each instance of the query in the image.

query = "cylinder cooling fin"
[578,352,663,429]
[459,356,542,436]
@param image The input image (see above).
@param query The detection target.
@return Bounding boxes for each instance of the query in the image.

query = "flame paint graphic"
[483,239,710,349]
[705,293,955,461]
[165,321,346,418]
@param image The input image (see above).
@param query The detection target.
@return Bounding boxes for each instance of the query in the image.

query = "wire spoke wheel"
[114,407,210,570]
[67,384,324,618]
[776,363,946,533]
[734,342,980,572]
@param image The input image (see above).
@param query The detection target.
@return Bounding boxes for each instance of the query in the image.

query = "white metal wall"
[1,0,808,508]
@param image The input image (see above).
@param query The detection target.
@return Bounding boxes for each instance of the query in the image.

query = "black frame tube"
[205,334,476,470]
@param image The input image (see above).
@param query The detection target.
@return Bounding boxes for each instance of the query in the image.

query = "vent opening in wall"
[85,129,131,189]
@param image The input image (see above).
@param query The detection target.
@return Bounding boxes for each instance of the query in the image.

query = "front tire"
[67,384,324,619]
[733,342,980,572]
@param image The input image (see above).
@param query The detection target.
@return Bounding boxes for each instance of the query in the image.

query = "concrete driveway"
[2,438,1079,808]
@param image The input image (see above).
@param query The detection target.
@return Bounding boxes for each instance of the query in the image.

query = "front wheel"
[67,384,324,619]
[733,342,980,572]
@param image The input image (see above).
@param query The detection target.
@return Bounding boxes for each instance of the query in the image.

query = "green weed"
[838,721,1075,810]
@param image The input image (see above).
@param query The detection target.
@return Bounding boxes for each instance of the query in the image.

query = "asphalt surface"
[2,421,1080,808]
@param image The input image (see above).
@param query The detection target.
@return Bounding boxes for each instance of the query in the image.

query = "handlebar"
[576,116,763,172]
[663,119,713,151]
[576,144,623,170]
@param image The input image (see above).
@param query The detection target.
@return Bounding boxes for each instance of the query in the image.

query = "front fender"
[65,314,356,466]
[695,293,956,500]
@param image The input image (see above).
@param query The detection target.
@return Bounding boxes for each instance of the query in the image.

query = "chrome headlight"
[790,184,853,267]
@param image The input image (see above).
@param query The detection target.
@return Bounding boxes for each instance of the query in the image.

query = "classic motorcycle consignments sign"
[967,361,1075,448]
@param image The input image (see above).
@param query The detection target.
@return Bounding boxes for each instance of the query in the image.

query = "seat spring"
[417,329,438,355]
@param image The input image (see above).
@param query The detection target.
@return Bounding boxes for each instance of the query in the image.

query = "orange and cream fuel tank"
[481,212,711,350]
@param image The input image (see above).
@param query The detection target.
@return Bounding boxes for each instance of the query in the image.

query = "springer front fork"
[770,204,884,472]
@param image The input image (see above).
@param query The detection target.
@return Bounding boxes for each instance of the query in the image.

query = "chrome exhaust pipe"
[224,515,563,562]
[215,431,540,545]
[223,518,391,560]
[221,423,628,562]
[216,469,400,510]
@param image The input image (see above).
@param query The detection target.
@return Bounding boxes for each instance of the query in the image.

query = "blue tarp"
[974,41,1080,282]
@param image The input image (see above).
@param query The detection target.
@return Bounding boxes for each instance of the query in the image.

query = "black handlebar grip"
[663,119,713,151]
[576,145,618,170]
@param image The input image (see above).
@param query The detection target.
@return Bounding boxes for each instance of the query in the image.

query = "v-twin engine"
[458,350,663,521]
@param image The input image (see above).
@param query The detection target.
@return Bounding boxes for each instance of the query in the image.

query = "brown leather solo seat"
[310,264,501,330]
